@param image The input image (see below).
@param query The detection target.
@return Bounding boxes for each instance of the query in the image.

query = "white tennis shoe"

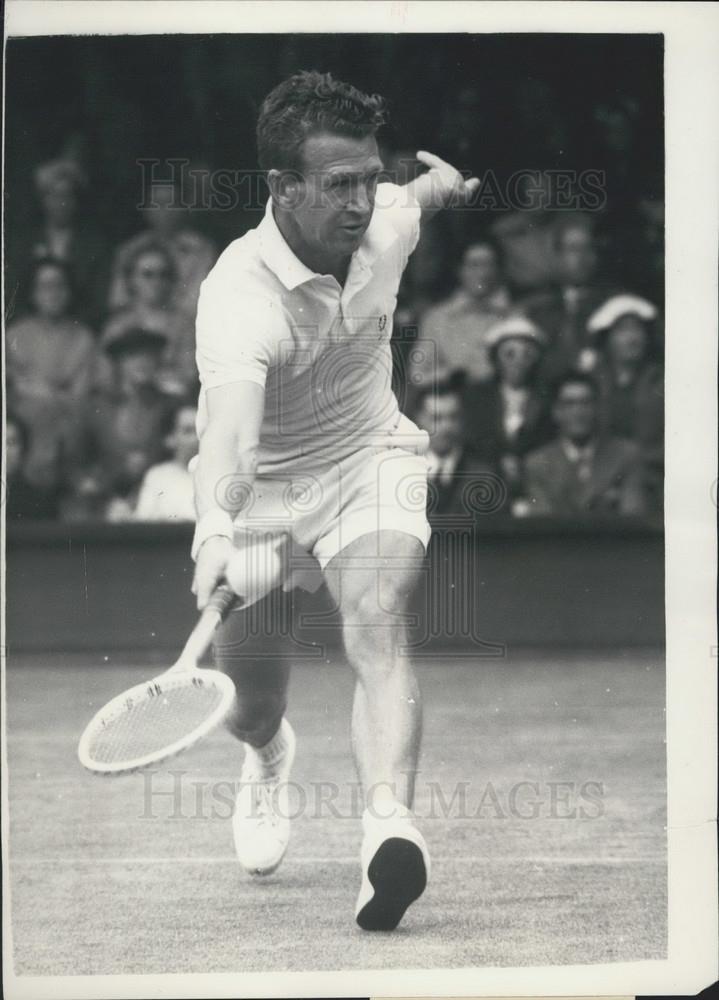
[355,805,430,930]
[232,719,296,876]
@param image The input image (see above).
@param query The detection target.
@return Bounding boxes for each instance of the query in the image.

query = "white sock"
[362,799,413,828]
[244,719,289,777]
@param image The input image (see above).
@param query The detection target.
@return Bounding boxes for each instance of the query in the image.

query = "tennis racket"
[78,584,239,775]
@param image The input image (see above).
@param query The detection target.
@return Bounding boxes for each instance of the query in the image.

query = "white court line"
[9,855,666,866]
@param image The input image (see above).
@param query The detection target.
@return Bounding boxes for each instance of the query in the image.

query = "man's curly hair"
[257,70,387,173]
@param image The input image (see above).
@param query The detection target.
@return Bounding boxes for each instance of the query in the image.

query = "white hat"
[486,314,547,350]
[587,294,658,334]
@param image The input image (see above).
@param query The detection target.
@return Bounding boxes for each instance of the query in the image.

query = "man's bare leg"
[323,530,430,929]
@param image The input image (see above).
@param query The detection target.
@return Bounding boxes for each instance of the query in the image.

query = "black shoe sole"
[356,836,427,931]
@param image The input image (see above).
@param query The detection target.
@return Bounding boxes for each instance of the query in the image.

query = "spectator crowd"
[4,153,663,526]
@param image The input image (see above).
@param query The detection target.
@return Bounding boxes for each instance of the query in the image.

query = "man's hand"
[192,535,235,610]
[411,150,480,219]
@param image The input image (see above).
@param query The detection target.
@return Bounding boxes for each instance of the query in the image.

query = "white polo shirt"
[195,182,421,473]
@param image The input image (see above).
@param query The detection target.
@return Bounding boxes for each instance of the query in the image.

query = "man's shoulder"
[598,435,641,465]
[457,449,494,475]
[198,229,284,311]
[525,438,563,468]
[204,229,263,285]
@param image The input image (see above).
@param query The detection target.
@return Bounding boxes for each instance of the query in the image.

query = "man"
[523,373,647,516]
[409,237,511,392]
[191,70,478,931]
[522,214,613,383]
[81,327,175,497]
[414,379,498,520]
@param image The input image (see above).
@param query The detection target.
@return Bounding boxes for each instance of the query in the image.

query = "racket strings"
[87,682,227,765]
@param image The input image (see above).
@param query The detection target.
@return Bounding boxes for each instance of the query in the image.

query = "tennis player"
[191,71,478,930]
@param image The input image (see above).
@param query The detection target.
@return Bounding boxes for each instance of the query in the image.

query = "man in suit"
[521,214,613,383]
[523,373,647,516]
[413,378,503,520]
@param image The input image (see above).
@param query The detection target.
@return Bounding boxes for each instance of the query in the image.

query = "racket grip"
[175,582,240,667]
[206,581,241,620]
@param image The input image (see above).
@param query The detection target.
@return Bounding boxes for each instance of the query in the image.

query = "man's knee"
[344,566,418,625]
[341,572,417,670]
[213,644,291,743]
[225,690,286,743]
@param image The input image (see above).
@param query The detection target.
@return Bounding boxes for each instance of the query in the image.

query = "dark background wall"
[6,521,664,653]
[5,33,664,251]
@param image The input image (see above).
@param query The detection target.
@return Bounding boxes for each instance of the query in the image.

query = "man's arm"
[191,380,265,609]
[405,150,480,222]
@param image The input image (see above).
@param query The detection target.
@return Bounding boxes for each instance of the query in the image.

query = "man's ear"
[268,169,304,210]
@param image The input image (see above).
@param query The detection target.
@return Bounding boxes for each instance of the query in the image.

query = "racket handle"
[205,581,240,619]
[175,582,241,668]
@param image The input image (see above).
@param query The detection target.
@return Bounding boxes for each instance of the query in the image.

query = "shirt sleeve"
[374,182,422,261]
[195,277,287,391]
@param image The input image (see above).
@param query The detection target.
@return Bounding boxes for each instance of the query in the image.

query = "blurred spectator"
[6,258,100,487]
[5,158,110,324]
[617,197,664,305]
[108,179,216,318]
[522,373,647,516]
[399,221,452,323]
[5,414,60,521]
[489,172,557,295]
[587,294,664,512]
[409,238,512,393]
[104,449,153,522]
[79,328,176,504]
[413,379,498,519]
[101,241,197,395]
[59,467,110,522]
[135,401,198,522]
[463,315,554,503]
[522,214,613,383]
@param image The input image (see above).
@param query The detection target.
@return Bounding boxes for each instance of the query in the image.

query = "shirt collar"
[427,446,462,478]
[257,197,399,291]
[562,438,595,464]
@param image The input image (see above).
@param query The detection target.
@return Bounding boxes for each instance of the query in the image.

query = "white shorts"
[232,442,431,571]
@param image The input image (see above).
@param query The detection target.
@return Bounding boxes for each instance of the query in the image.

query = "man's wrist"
[191,509,235,561]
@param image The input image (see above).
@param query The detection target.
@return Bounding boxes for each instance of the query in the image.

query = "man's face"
[287,132,383,260]
[416,392,463,456]
[143,182,182,236]
[458,244,499,298]
[129,251,173,307]
[33,264,71,319]
[117,349,161,389]
[607,315,649,364]
[553,382,597,443]
[556,226,597,286]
